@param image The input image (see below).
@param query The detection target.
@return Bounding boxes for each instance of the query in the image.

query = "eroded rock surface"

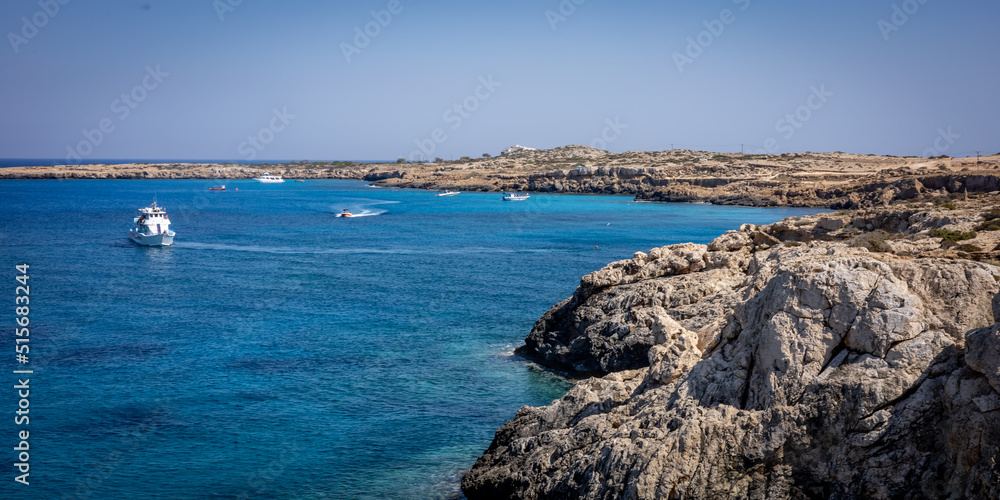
[466,216,1000,500]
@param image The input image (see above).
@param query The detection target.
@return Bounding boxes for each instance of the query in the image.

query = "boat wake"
[339,209,384,217]
[330,198,396,218]
[173,242,562,255]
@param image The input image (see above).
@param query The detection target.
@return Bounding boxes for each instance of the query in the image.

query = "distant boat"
[295,179,305,183]
[338,209,353,218]
[209,185,226,191]
[129,201,175,246]
[436,191,460,197]
[501,192,530,201]
[255,173,284,183]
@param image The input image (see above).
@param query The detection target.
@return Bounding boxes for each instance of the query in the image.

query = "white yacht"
[255,173,285,183]
[501,192,530,201]
[436,191,460,197]
[129,201,175,246]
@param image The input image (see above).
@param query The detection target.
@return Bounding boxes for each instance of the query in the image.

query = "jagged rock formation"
[465,210,1000,499]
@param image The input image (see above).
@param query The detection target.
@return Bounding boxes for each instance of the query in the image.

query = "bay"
[0,179,819,499]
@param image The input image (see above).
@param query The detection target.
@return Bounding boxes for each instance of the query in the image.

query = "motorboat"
[436,191,460,197]
[501,192,530,201]
[209,185,226,191]
[255,173,285,183]
[129,201,175,246]
[338,209,353,218]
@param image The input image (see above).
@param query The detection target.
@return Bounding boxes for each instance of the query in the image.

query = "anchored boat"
[129,201,175,246]
[255,173,285,183]
[501,192,530,201]
[436,191,460,197]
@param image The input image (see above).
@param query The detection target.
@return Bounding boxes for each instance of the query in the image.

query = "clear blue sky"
[1,0,997,161]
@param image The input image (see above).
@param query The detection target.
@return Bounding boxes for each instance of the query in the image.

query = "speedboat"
[436,191,460,197]
[129,201,175,246]
[501,192,530,201]
[338,209,353,218]
[209,185,226,191]
[255,173,285,183]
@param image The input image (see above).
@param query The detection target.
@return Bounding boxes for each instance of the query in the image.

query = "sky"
[1,0,997,162]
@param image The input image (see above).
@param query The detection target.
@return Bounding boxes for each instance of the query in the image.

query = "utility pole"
[741,144,744,157]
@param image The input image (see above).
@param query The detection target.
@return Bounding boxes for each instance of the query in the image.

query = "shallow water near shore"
[0,179,820,499]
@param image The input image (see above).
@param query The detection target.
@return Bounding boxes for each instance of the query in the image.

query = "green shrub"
[976,220,1000,232]
[794,221,813,227]
[955,244,983,253]
[850,230,892,253]
[931,228,977,242]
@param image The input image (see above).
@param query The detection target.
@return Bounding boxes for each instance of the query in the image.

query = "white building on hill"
[500,144,536,155]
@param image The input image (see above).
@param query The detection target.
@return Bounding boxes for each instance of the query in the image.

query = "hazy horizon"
[2,0,997,162]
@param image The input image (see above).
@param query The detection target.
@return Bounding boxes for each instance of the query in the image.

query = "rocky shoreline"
[7,146,999,497]
[463,195,1000,499]
[4,146,999,210]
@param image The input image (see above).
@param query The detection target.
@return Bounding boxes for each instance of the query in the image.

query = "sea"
[0,179,820,499]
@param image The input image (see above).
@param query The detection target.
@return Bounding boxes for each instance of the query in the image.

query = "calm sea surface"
[0,180,819,499]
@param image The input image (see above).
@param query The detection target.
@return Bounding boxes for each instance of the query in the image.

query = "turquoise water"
[0,180,818,499]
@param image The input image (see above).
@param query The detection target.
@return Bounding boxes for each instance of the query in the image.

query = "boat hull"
[130,232,174,247]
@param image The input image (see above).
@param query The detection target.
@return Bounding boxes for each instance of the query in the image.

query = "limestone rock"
[966,323,1000,392]
[467,240,1000,499]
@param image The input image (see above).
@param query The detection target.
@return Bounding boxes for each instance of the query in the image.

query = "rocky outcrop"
[515,237,767,376]
[465,217,1000,499]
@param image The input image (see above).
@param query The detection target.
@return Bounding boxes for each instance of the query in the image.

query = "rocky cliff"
[464,204,1000,499]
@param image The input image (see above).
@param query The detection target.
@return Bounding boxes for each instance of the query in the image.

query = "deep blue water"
[0,180,819,499]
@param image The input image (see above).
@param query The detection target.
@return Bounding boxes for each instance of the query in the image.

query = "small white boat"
[255,173,285,183]
[129,201,175,246]
[436,191,460,197]
[501,192,530,201]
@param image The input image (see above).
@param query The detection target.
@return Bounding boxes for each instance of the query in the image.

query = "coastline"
[3,146,998,210]
[462,191,1000,499]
